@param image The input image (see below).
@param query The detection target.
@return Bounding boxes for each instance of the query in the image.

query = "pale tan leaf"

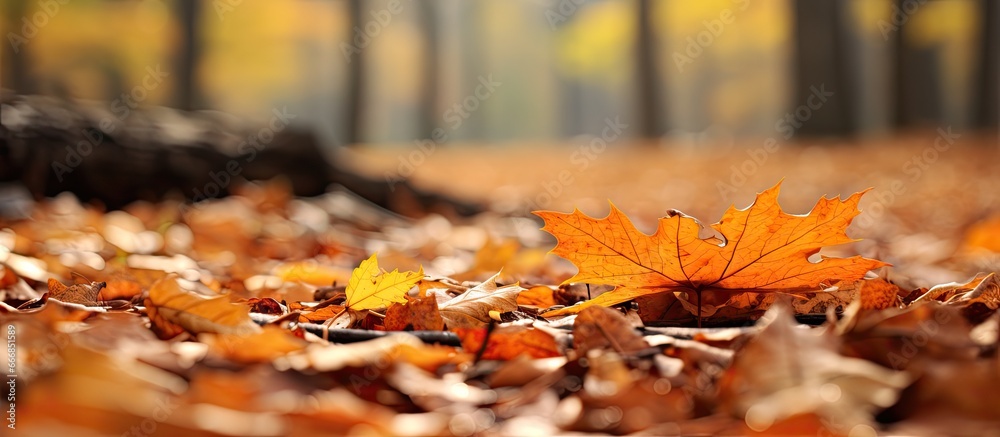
[438,270,523,328]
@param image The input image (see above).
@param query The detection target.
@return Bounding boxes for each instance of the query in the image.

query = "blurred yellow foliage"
[555,1,634,82]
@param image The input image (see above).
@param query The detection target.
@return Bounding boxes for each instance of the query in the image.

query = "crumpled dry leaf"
[437,271,523,328]
[573,306,649,355]
[556,351,694,433]
[914,273,992,303]
[914,272,1000,324]
[294,303,347,323]
[384,296,445,331]
[718,302,910,434]
[91,262,167,301]
[47,277,105,306]
[247,296,285,315]
[836,301,977,371]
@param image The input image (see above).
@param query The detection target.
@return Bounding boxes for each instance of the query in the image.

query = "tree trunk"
[344,0,367,146]
[635,0,661,140]
[793,0,852,135]
[175,0,200,110]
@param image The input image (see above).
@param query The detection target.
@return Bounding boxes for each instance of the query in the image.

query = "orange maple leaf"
[535,182,888,317]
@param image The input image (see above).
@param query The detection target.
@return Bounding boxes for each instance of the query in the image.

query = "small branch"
[473,321,497,363]
[250,313,461,346]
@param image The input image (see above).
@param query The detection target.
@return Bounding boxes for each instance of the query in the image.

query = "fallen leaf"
[717,303,909,433]
[437,271,523,328]
[47,277,105,306]
[860,278,905,310]
[535,182,887,316]
[914,273,1000,324]
[558,351,693,433]
[384,296,445,331]
[631,278,902,325]
[573,306,649,355]
[913,273,989,303]
[145,275,261,339]
[0,264,18,289]
[286,389,397,436]
[95,263,166,301]
[276,334,468,373]
[454,238,521,281]
[635,291,691,323]
[836,302,976,371]
[274,260,351,286]
[880,358,1000,429]
[7,293,96,324]
[295,304,348,323]
[247,297,285,315]
[517,285,558,308]
[964,215,1000,252]
[0,263,41,302]
[543,287,653,317]
[202,325,308,363]
[345,253,423,310]
[18,343,187,435]
[454,326,561,360]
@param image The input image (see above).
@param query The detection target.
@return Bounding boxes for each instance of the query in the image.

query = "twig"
[474,320,497,363]
[249,313,461,346]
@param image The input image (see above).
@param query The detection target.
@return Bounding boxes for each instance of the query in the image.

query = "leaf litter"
[3,177,1000,436]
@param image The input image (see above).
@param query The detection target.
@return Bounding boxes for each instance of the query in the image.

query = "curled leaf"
[437,271,523,328]
[146,275,261,339]
[384,297,445,331]
[573,306,649,355]
[48,278,105,306]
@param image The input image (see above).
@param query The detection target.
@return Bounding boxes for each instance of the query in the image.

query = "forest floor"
[4,131,1000,436]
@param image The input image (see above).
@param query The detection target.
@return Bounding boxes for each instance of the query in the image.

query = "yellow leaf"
[346,253,423,310]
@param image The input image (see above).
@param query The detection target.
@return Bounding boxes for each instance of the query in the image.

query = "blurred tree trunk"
[175,0,200,110]
[976,0,999,130]
[891,0,946,128]
[793,0,853,135]
[635,0,662,140]
[891,0,906,128]
[3,1,33,93]
[417,2,440,139]
[345,0,366,145]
